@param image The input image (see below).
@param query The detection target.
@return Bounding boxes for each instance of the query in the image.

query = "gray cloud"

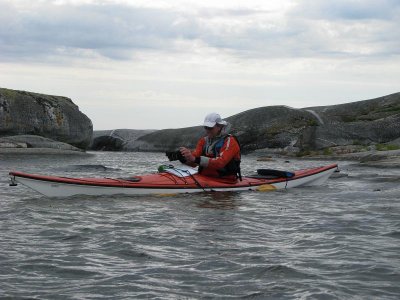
[0,0,399,63]
[285,0,400,57]
[0,2,201,61]
[291,0,400,20]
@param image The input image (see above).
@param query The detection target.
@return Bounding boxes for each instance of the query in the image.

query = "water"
[1,152,399,299]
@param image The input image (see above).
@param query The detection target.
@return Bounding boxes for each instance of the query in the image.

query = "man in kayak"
[179,113,241,180]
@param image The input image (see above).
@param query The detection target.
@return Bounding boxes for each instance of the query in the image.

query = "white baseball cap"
[203,113,227,127]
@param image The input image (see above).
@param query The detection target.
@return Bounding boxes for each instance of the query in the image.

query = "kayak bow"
[9,164,337,197]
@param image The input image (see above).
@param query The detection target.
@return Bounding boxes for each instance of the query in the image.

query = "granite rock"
[0,88,93,149]
[90,92,400,155]
[0,135,82,151]
[89,129,157,151]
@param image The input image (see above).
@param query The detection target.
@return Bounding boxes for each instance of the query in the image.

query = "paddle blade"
[256,184,277,192]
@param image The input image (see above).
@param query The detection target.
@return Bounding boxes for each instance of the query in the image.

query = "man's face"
[204,125,221,138]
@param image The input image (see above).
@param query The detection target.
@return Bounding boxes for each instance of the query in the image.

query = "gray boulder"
[298,93,400,150]
[227,106,317,152]
[133,127,204,151]
[125,105,317,153]
[0,135,82,151]
[0,88,93,149]
[89,129,157,151]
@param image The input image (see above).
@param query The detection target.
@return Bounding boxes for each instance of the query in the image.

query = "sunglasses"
[204,126,214,130]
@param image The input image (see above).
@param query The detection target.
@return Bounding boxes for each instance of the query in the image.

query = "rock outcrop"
[112,105,322,153]
[92,106,318,153]
[226,106,317,152]
[132,127,204,151]
[0,135,82,151]
[89,129,157,151]
[90,92,400,155]
[0,88,93,149]
[298,93,400,150]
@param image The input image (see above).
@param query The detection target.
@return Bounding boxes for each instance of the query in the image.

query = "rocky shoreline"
[1,143,398,167]
[1,88,399,166]
[0,147,92,156]
[255,148,400,167]
[89,92,400,155]
[0,135,92,156]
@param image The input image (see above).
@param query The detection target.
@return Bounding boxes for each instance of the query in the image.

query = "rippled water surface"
[1,152,399,299]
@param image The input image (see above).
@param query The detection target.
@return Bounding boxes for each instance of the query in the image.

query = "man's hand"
[180,147,195,163]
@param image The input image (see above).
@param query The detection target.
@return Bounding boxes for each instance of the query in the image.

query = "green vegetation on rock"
[375,144,400,151]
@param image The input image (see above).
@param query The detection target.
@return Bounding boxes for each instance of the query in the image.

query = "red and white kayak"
[9,164,337,197]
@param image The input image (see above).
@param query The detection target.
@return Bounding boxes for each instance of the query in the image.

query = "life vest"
[201,134,242,180]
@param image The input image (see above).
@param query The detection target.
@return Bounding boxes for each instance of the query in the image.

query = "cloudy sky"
[0,0,399,129]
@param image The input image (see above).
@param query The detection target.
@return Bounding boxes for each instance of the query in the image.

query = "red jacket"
[191,135,241,178]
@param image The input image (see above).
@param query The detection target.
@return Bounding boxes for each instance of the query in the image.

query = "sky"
[0,0,399,130]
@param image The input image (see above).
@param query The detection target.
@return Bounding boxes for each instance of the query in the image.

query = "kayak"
[9,164,338,197]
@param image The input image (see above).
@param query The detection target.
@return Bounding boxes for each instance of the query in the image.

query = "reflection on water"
[196,192,239,210]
